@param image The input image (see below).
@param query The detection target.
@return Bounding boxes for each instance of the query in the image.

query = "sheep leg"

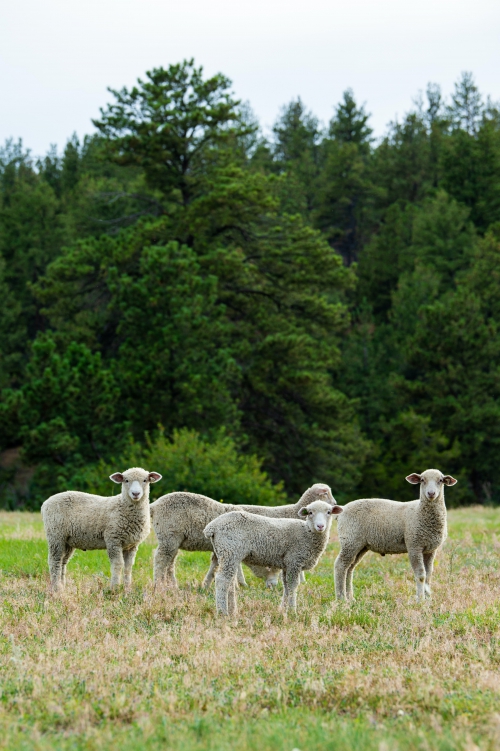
[334,547,358,600]
[228,574,238,616]
[61,546,75,587]
[281,567,301,611]
[47,540,66,592]
[106,543,124,588]
[202,553,218,589]
[299,571,305,584]
[123,546,138,588]
[423,550,436,598]
[281,567,289,607]
[346,548,368,600]
[237,565,247,587]
[409,550,426,601]
[153,538,182,587]
[214,560,239,616]
[203,554,246,589]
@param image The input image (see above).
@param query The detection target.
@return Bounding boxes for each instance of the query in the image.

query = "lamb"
[244,564,283,588]
[149,483,335,588]
[204,499,343,615]
[41,467,162,591]
[334,468,457,601]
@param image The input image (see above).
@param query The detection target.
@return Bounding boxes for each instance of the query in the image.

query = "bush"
[75,428,287,507]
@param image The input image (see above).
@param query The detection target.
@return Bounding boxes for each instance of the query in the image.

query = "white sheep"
[41,467,162,591]
[149,483,335,588]
[204,499,343,615]
[334,468,457,601]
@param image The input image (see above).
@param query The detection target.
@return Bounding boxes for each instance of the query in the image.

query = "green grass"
[1,507,500,750]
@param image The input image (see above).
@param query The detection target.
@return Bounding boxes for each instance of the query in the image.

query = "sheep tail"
[204,523,215,540]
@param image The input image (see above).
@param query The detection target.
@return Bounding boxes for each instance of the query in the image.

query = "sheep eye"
[143,479,147,483]
[125,479,129,483]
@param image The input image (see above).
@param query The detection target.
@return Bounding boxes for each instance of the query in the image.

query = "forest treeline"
[1,61,500,507]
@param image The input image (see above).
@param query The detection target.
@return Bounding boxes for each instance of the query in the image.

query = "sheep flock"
[40,467,458,612]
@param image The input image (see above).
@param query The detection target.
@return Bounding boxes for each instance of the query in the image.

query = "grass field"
[1,507,500,750]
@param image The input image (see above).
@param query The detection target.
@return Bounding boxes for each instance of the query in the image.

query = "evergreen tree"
[314,91,376,264]
[270,98,321,217]
[93,60,252,208]
[447,72,483,135]
[329,89,372,149]
[1,334,122,504]
[3,61,500,507]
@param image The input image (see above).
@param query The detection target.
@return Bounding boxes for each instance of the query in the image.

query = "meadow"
[1,507,500,751]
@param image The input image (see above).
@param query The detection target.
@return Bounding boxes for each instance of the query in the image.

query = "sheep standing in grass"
[150,483,335,588]
[41,467,162,591]
[334,469,457,601]
[204,499,343,615]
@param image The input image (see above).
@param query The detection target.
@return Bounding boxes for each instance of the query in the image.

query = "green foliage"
[329,89,373,147]
[271,99,321,216]
[30,154,366,496]
[76,428,286,506]
[0,141,64,344]
[93,60,252,206]
[2,64,500,506]
[321,92,375,263]
[0,253,24,389]
[314,137,376,264]
[361,410,462,503]
[393,231,500,503]
[1,334,122,506]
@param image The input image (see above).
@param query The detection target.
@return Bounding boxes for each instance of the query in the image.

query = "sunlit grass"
[0,508,499,750]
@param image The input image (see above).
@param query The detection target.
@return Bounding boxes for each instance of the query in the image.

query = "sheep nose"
[427,491,435,499]
[132,492,140,499]
[316,524,325,530]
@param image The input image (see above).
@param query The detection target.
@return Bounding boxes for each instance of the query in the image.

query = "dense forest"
[1,61,500,508]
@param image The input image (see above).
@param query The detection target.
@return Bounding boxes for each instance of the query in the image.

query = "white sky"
[1,0,499,157]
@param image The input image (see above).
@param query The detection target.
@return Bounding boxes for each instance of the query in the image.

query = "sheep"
[204,499,343,615]
[41,467,162,591]
[149,483,335,588]
[245,564,283,588]
[334,468,457,602]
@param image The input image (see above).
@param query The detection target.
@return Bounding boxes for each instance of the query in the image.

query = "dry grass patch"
[0,507,499,750]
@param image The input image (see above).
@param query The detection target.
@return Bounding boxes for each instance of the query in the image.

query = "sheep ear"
[148,472,162,483]
[331,505,343,515]
[443,475,457,486]
[110,473,124,484]
[298,507,309,517]
[406,473,422,484]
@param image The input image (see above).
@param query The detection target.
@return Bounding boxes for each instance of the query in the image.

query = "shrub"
[75,428,286,506]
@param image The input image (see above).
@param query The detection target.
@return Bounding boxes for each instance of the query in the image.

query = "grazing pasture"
[0,507,500,751]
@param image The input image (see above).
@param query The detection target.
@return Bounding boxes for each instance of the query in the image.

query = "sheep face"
[406,468,457,500]
[109,467,162,501]
[299,500,343,531]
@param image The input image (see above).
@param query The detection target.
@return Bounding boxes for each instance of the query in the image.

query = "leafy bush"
[75,428,286,507]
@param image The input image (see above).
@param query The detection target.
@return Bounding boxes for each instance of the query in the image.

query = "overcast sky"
[1,0,499,157]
